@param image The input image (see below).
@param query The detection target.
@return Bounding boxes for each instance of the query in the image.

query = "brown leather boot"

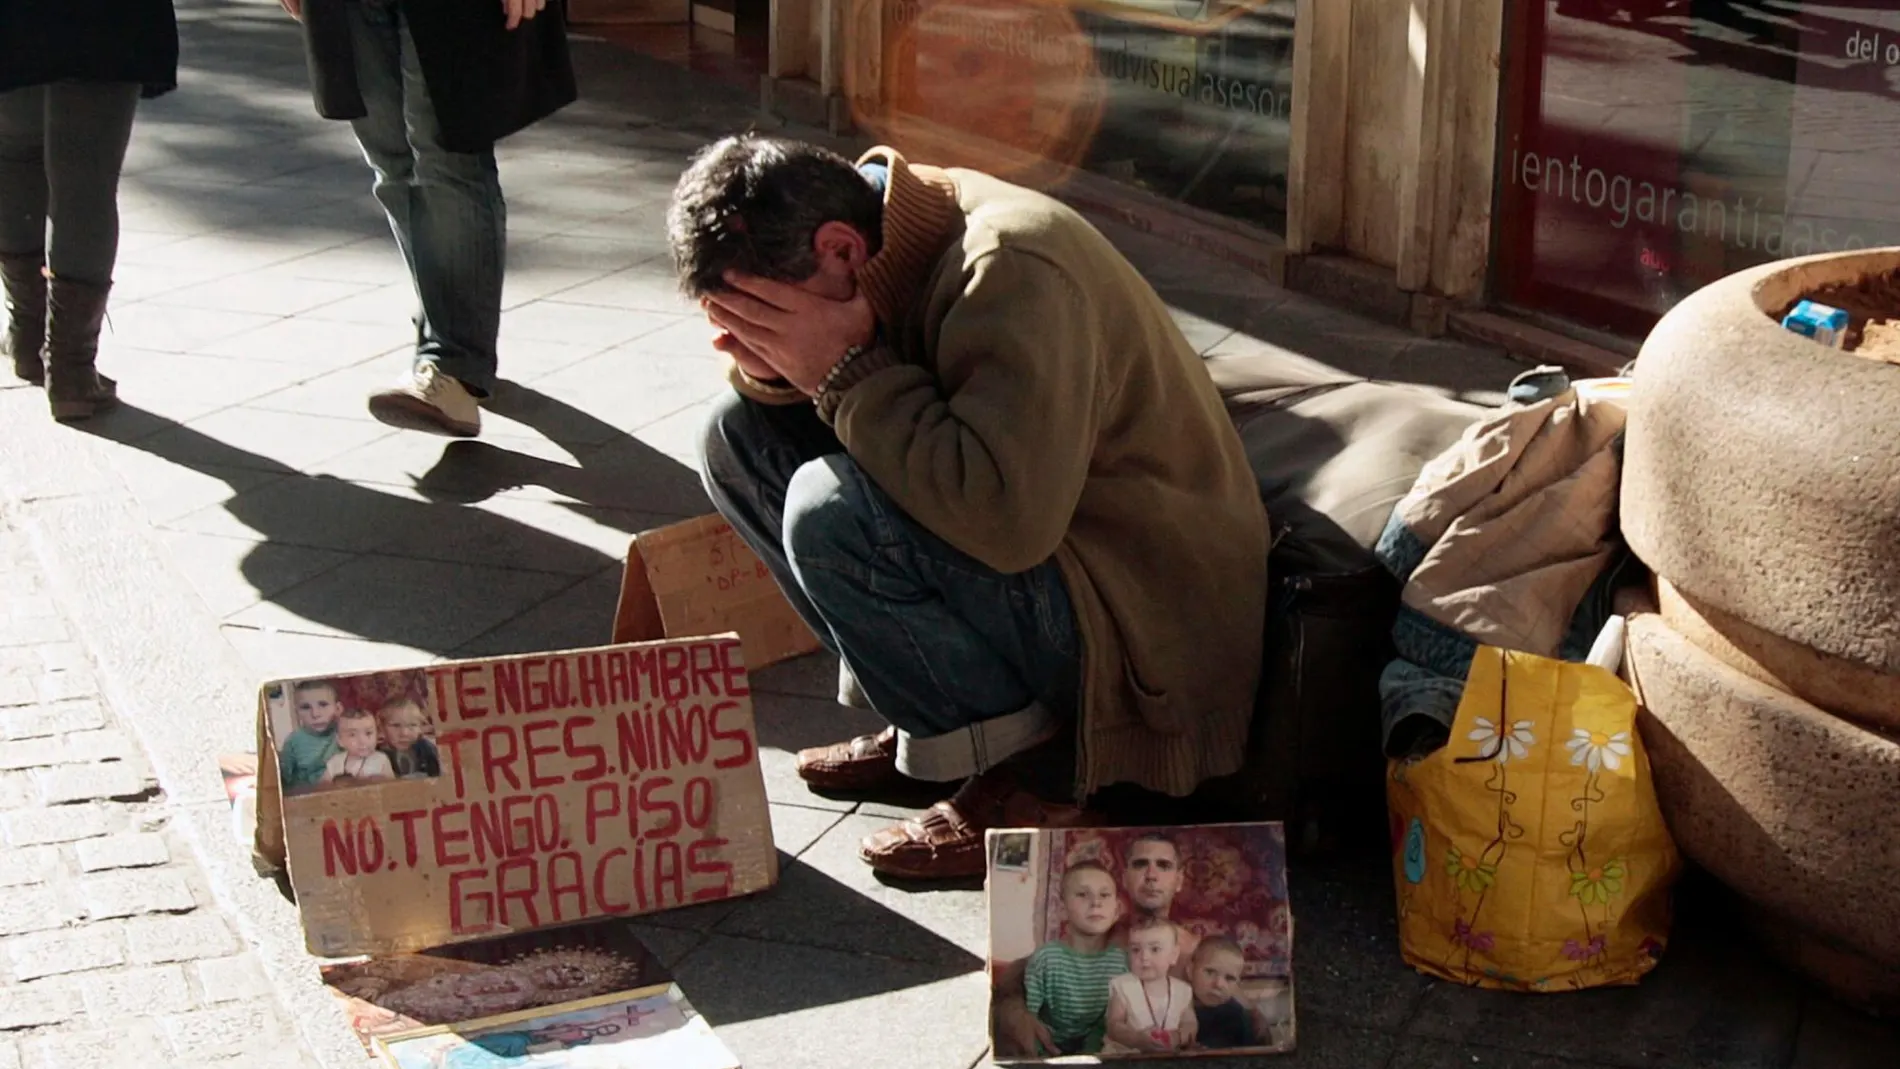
[43,273,117,422]
[858,765,1104,881]
[796,726,902,793]
[1,252,46,385]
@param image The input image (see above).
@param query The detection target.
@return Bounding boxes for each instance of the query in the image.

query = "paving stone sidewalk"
[0,521,317,1069]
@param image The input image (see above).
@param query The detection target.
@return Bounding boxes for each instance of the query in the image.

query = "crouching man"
[665,136,1267,881]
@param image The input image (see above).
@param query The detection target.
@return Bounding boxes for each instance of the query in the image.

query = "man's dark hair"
[666,134,884,297]
[1129,832,1180,860]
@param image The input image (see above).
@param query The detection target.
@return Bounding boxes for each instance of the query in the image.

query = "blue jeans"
[345,0,504,396]
[700,393,1082,782]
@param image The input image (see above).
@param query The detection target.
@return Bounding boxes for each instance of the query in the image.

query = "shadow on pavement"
[412,380,710,513]
[75,390,697,659]
[74,397,985,1014]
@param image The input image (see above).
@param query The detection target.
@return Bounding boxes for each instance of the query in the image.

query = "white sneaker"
[366,363,481,437]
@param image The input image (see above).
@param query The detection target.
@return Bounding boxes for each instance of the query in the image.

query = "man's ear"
[812,220,870,271]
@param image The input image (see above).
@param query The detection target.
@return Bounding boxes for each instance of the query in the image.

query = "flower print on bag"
[1452,918,1496,953]
[1467,716,1536,763]
[1562,934,1608,961]
[1565,728,1633,773]
[1446,845,1498,894]
[1569,859,1627,906]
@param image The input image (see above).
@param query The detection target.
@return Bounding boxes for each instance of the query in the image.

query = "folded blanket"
[1374,370,1634,757]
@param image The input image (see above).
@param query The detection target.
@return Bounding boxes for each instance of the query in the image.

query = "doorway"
[568,0,772,89]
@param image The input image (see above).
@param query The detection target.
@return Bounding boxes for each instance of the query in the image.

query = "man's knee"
[783,455,875,575]
[349,112,414,182]
[698,391,757,503]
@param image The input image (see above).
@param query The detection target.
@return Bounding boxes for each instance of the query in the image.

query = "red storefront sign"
[1496,2,1900,338]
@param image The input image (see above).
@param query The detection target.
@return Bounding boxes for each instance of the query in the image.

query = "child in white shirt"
[1102,916,1195,1054]
[322,707,394,784]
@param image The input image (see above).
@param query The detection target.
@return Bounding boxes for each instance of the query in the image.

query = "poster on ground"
[376,982,741,1069]
[321,919,675,1052]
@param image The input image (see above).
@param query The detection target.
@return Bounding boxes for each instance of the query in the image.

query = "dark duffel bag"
[1194,353,1490,851]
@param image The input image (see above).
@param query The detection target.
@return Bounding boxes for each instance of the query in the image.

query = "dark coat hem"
[300,0,578,154]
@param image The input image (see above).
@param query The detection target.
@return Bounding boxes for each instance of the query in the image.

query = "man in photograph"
[991,833,1200,1055]
[667,134,1268,883]
[1110,834,1202,964]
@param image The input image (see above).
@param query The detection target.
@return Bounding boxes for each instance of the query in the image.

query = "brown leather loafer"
[795,726,902,792]
[858,769,1103,881]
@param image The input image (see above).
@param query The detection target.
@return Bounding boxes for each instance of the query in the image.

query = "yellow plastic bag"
[1387,646,1680,991]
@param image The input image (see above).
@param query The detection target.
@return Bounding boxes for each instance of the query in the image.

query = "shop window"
[1496,1,1900,338]
[858,1,1295,233]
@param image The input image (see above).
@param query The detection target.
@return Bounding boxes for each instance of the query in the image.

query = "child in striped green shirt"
[1024,861,1127,1055]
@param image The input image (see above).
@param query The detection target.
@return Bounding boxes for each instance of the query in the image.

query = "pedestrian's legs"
[0,86,49,257]
[0,85,50,380]
[345,0,504,398]
[342,0,420,297]
[38,80,140,420]
[699,392,1080,782]
[41,81,141,286]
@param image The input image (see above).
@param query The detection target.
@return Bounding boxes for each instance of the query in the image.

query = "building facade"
[743,1,1896,358]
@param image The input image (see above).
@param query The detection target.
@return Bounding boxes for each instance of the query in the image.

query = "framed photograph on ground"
[986,822,1295,1062]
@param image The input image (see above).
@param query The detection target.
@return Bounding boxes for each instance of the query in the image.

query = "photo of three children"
[988,824,1295,1061]
[268,670,442,795]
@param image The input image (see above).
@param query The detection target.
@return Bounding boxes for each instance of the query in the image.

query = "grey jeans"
[0,81,141,283]
[700,392,1082,782]
[344,0,505,395]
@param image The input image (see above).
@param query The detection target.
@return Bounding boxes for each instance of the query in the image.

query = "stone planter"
[1620,249,1900,1016]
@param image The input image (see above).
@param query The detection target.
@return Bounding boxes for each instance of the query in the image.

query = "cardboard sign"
[266,635,776,958]
[613,514,822,671]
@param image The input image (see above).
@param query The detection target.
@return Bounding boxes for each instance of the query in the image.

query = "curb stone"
[0,388,350,1069]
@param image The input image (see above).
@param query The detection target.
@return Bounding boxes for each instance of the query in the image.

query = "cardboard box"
[613,514,823,672]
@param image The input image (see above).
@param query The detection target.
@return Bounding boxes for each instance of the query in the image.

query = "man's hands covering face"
[703,273,876,396]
